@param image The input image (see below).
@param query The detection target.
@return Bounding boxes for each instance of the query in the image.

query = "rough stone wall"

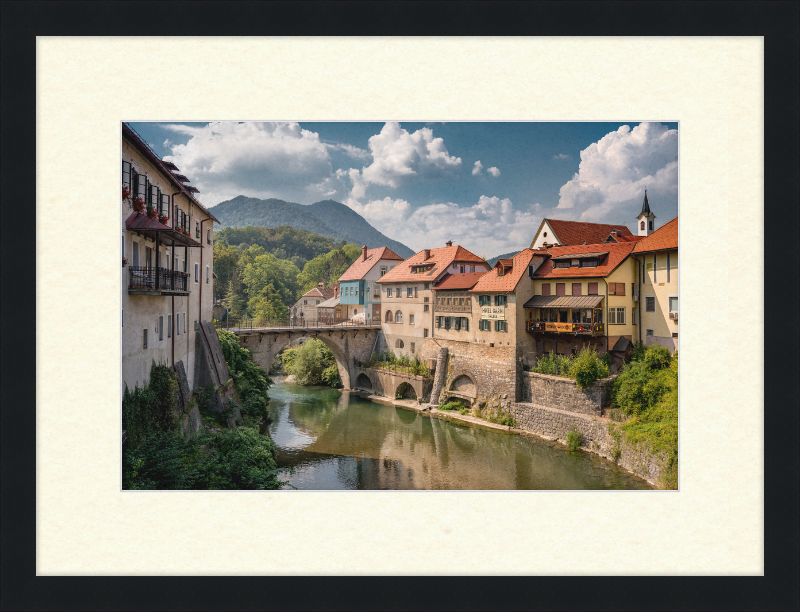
[421,338,516,412]
[520,371,616,416]
[353,366,432,401]
[512,402,665,486]
[173,359,203,436]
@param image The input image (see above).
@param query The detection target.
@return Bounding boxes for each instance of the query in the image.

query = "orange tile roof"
[380,244,487,283]
[533,242,636,279]
[471,249,537,293]
[433,272,487,290]
[632,216,678,253]
[301,286,335,299]
[611,234,645,243]
[337,247,404,281]
[543,218,633,246]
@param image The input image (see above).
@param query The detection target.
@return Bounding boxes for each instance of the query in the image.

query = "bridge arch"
[395,381,417,400]
[355,372,373,391]
[450,374,476,396]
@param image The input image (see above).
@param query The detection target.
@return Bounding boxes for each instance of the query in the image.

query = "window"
[462,318,469,331]
[495,295,507,306]
[479,295,490,306]
[207,228,211,244]
[646,329,654,336]
[183,313,186,333]
[122,161,132,193]
[645,296,655,312]
[424,283,429,290]
[435,316,440,328]
[640,221,645,230]
[470,266,475,273]
[167,315,172,338]
[632,309,637,325]
[424,328,429,337]
[396,311,403,323]
[581,309,593,324]
[669,296,679,313]
[194,263,199,283]
[387,287,393,297]
[380,266,387,276]
[667,253,671,282]
[386,310,394,323]
[158,316,164,341]
[554,260,570,269]
[206,266,210,284]
[609,307,626,324]
[373,284,380,298]
[443,317,451,330]
[143,329,148,349]
[452,263,458,269]
[460,265,465,273]
[572,283,582,296]
[556,343,565,355]
[176,313,180,335]
[672,332,678,338]
[615,283,625,296]
[571,309,581,323]
[132,242,140,267]
[580,259,598,268]
[494,320,508,332]
[395,339,404,348]
[453,318,461,331]
[304,300,308,305]
[588,282,598,295]
[409,314,415,325]
[649,220,653,230]
[641,258,646,283]
[407,288,413,298]
[410,342,415,354]
[556,283,566,296]
[541,283,551,296]
[653,254,658,283]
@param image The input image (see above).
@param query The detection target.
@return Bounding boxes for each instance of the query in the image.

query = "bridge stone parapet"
[352,366,433,402]
[232,326,380,390]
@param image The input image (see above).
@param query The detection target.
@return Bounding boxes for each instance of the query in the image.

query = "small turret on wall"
[637,189,656,236]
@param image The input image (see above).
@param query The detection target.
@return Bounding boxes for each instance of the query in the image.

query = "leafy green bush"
[282,338,342,387]
[122,427,282,490]
[565,427,582,451]
[533,351,574,376]
[629,340,647,362]
[568,347,610,388]
[122,361,179,449]
[611,347,678,489]
[485,410,516,427]
[217,328,272,418]
[644,344,672,370]
[437,401,463,411]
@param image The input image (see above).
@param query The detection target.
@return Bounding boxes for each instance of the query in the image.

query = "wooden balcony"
[526,321,604,336]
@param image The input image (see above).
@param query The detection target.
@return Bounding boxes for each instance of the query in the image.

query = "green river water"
[265,377,652,490]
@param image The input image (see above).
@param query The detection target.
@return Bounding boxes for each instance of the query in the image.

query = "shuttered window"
[134,172,148,202]
[149,184,159,211]
[122,161,131,192]
[554,260,570,269]
[588,282,598,295]
[462,318,469,331]
[556,283,565,296]
[495,295,507,306]
[615,283,625,296]
[542,283,551,296]
[161,193,170,217]
[572,283,582,296]
[495,320,508,332]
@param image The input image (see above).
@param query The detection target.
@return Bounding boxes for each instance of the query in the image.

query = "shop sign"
[481,306,505,320]
[545,322,573,333]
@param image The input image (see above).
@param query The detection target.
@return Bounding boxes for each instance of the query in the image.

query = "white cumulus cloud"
[553,153,570,160]
[556,122,678,224]
[487,166,501,177]
[472,160,483,175]
[344,194,540,257]
[161,121,337,207]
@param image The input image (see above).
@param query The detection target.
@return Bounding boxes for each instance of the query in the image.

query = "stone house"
[337,245,404,322]
[316,286,344,323]
[632,215,678,352]
[291,283,336,323]
[379,241,490,358]
[121,123,218,393]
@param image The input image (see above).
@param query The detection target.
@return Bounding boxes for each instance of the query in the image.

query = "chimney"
[423,248,430,260]
[318,282,324,288]
[446,240,453,247]
[362,245,368,261]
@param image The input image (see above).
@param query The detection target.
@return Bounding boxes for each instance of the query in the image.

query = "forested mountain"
[210,196,414,258]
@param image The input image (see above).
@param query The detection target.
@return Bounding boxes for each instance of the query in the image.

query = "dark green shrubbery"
[122,362,179,449]
[565,427,582,451]
[123,427,282,490]
[531,347,610,388]
[217,328,273,418]
[282,338,342,388]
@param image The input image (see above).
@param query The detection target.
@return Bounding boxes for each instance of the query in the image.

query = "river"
[264,377,652,490]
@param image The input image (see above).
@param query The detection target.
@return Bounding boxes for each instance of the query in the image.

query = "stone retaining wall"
[520,371,616,416]
[353,366,433,402]
[512,402,665,487]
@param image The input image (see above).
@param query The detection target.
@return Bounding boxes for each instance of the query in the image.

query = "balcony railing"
[128,266,189,293]
[526,321,604,335]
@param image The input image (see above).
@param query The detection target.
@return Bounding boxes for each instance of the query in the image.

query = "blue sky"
[128,121,678,258]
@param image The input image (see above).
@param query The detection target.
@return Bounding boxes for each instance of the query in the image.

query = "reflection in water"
[266,378,652,490]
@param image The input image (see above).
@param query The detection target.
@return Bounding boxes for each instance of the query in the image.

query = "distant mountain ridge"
[210,196,415,258]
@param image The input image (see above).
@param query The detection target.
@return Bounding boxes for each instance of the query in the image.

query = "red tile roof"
[433,272,487,290]
[471,249,537,293]
[533,242,636,279]
[611,234,645,243]
[380,244,487,283]
[337,247,404,281]
[541,218,633,246]
[632,216,678,253]
[301,286,335,299]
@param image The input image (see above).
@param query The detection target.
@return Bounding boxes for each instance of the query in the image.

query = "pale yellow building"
[121,123,218,392]
[632,216,679,352]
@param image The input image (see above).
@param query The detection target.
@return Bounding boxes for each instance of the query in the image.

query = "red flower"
[131,196,145,213]
[122,185,132,201]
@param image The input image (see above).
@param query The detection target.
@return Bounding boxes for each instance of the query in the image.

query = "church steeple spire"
[636,188,656,236]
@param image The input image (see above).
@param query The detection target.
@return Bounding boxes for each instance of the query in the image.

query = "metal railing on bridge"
[214,317,382,331]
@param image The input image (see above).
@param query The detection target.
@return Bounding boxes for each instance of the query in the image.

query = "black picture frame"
[2,2,797,610]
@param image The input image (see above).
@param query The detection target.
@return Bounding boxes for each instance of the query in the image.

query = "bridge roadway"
[226,321,382,389]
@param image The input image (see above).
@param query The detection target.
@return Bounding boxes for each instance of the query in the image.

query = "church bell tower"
[637,189,656,236]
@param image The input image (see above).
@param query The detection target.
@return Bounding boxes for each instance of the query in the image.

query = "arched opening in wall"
[385,310,394,323]
[444,396,470,408]
[449,374,476,396]
[640,221,645,230]
[355,372,373,391]
[395,382,417,400]
[395,311,403,323]
[395,339,404,349]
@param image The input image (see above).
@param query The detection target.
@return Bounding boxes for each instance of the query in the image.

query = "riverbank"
[352,390,662,488]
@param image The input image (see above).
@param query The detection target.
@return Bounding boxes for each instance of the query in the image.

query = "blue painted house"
[338,245,404,322]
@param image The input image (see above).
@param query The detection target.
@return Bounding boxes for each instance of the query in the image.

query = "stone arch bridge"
[226,323,381,389]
